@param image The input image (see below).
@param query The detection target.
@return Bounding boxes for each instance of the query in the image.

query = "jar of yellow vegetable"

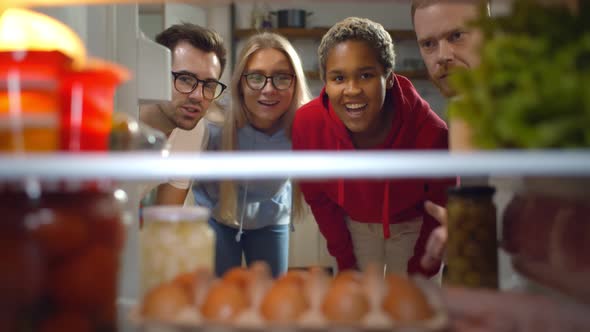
[140,206,213,295]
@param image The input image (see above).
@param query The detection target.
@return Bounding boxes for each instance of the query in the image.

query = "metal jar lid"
[142,205,210,223]
[447,185,496,197]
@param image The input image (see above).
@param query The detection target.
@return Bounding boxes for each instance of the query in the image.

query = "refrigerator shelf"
[0,150,589,180]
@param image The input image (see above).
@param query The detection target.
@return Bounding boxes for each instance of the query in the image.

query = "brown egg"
[172,268,213,305]
[260,279,309,323]
[276,270,309,288]
[333,270,363,285]
[222,267,252,290]
[321,279,369,323]
[49,245,118,308]
[141,282,192,321]
[200,281,248,322]
[173,272,197,298]
[381,274,434,323]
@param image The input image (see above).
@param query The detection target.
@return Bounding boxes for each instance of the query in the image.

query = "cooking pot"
[272,9,313,28]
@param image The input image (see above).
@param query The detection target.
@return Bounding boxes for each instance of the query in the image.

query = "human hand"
[421,200,448,270]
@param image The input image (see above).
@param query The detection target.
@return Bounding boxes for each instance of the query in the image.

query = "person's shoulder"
[202,120,223,149]
[292,96,328,145]
[393,75,448,149]
[416,115,449,149]
[395,74,423,102]
[205,120,222,136]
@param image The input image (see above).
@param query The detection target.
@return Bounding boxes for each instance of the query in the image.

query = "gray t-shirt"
[191,121,291,229]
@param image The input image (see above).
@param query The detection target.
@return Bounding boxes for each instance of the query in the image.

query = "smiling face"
[160,41,222,131]
[324,40,394,146]
[414,2,483,97]
[241,48,295,134]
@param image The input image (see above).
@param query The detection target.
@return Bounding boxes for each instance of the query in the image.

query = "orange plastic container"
[0,51,71,152]
[59,61,129,151]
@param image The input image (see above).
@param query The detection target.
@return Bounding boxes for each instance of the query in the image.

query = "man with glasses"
[139,23,227,204]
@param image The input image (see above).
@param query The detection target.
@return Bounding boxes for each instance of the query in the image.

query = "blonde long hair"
[218,32,311,223]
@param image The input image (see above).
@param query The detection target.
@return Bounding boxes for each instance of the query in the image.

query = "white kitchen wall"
[164,4,207,29]
[138,12,163,41]
[138,4,208,42]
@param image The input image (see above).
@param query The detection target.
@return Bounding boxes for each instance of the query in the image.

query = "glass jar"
[502,176,590,303]
[140,206,213,295]
[446,186,498,289]
[59,60,128,151]
[0,51,71,152]
[0,182,125,332]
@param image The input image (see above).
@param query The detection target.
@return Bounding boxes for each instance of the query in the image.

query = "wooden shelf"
[234,28,416,41]
[304,70,428,81]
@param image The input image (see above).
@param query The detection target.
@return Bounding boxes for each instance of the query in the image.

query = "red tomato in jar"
[0,231,45,308]
[38,311,93,332]
[89,214,125,251]
[26,207,89,262]
[48,245,118,309]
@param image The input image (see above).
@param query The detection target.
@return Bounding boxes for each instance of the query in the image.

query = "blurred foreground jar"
[502,177,590,304]
[59,59,129,151]
[446,186,498,289]
[141,206,213,295]
[0,182,125,331]
[0,51,70,152]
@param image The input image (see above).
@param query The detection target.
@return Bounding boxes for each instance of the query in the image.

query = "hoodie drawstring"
[336,141,344,206]
[337,180,344,206]
[235,181,248,242]
[382,182,391,239]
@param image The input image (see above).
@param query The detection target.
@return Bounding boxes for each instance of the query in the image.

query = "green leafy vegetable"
[449,0,590,148]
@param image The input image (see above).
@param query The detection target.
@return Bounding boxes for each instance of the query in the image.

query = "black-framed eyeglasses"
[242,73,295,91]
[171,71,227,100]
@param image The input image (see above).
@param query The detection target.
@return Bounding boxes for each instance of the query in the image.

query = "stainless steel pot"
[272,9,313,28]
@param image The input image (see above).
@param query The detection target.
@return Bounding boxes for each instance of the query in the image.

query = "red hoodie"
[292,75,455,277]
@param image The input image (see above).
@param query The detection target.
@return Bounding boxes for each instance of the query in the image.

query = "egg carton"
[129,264,449,332]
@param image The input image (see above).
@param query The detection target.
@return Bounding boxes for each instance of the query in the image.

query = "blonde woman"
[192,32,311,277]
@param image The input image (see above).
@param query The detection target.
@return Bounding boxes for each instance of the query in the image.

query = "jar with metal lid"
[446,186,498,289]
[140,206,213,295]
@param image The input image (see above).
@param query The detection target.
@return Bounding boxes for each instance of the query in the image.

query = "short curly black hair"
[317,17,395,82]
